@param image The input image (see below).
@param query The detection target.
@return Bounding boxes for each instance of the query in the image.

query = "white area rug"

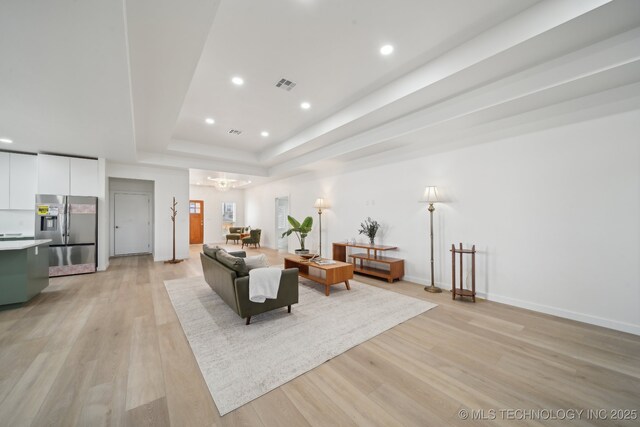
[164,276,436,415]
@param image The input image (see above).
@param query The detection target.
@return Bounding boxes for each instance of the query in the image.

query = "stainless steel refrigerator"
[35,194,97,277]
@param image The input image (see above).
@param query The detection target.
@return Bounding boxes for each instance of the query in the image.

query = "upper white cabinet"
[9,153,37,210]
[0,153,10,209]
[37,154,99,197]
[0,152,38,210]
[70,158,99,196]
[38,154,70,195]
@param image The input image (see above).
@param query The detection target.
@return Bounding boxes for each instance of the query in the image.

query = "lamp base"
[424,285,442,293]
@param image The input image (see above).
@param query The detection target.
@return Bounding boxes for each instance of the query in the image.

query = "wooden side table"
[451,243,476,302]
[284,255,354,296]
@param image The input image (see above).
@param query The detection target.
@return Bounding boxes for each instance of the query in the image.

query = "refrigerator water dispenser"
[40,216,58,232]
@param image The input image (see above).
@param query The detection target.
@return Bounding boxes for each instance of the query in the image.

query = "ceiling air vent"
[228,129,242,135]
[275,78,296,91]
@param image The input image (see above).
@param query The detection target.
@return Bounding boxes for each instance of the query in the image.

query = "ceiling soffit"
[130,0,640,182]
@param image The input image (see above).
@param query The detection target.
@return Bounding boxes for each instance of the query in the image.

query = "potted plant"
[281,215,313,254]
[358,217,380,245]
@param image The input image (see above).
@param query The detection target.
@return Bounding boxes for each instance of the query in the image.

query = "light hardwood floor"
[0,244,639,426]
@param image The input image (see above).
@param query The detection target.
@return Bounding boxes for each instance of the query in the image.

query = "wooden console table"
[332,242,404,283]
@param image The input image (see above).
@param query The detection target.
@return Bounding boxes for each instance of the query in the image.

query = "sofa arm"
[228,251,246,258]
[234,275,250,296]
[234,268,299,318]
[280,268,299,289]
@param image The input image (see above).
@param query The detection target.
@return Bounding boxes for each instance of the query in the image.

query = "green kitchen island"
[0,239,51,308]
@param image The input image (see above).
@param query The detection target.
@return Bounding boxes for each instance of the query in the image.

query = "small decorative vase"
[369,238,375,245]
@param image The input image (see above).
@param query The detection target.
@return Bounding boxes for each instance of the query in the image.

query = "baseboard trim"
[403,274,431,286]
[481,292,640,336]
[402,275,640,336]
[97,259,110,272]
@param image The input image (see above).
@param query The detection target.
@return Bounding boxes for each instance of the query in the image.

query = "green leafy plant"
[281,215,313,250]
[358,217,380,244]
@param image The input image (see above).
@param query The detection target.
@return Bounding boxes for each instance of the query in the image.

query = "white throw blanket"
[249,268,282,303]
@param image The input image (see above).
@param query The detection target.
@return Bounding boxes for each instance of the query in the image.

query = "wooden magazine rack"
[451,243,476,302]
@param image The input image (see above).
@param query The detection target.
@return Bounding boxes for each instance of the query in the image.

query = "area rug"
[164,276,436,415]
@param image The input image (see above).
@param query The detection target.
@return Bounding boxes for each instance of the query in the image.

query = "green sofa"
[200,246,299,325]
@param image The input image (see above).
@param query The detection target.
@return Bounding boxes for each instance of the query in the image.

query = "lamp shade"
[421,186,439,203]
[313,197,330,209]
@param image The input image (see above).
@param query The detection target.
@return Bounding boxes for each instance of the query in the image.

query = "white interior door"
[114,193,151,255]
[275,196,289,250]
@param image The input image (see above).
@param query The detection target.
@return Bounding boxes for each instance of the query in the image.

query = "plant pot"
[295,249,310,255]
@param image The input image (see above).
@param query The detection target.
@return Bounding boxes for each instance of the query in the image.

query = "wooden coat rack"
[165,196,183,264]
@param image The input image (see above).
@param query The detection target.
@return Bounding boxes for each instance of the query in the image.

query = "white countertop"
[0,239,52,251]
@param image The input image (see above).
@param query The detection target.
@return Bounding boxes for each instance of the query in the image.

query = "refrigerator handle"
[65,199,70,244]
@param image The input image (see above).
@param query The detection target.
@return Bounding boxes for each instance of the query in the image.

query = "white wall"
[0,210,33,236]
[189,185,245,244]
[245,110,640,335]
[102,162,189,264]
[97,158,108,270]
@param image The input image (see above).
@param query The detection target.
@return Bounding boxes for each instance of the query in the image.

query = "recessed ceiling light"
[205,118,215,125]
[231,76,244,86]
[261,131,269,137]
[300,102,311,110]
[380,44,394,55]
[0,138,13,144]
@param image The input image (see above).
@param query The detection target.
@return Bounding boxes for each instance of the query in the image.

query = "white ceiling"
[0,0,135,160]
[172,0,538,152]
[1,0,640,188]
[189,168,267,188]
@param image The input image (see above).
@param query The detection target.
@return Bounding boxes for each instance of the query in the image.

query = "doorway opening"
[222,201,237,238]
[109,178,154,257]
[189,200,204,244]
[275,196,289,251]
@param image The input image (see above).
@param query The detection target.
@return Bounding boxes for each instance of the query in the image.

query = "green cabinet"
[0,242,50,307]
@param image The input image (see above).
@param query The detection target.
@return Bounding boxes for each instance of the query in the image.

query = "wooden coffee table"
[284,255,354,296]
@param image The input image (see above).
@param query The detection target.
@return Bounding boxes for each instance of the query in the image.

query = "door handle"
[115,226,119,229]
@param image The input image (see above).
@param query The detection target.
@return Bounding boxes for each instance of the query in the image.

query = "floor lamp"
[313,198,329,258]
[421,186,442,293]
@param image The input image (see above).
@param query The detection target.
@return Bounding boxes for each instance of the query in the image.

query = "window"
[189,202,201,214]
[222,202,236,223]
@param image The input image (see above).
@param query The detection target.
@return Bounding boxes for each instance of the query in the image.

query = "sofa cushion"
[216,250,249,277]
[244,254,269,270]
[203,244,226,260]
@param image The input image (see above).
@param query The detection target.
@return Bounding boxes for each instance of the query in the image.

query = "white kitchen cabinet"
[0,153,9,209]
[37,154,70,195]
[69,157,98,196]
[9,153,38,210]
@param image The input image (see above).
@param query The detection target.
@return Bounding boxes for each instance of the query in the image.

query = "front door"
[189,200,204,244]
[114,193,151,255]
